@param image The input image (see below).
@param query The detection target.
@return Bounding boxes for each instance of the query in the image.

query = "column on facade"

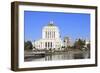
[50,31,51,39]
[46,31,47,39]
[43,42,45,49]
[53,31,55,39]
[45,31,47,39]
[51,31,52,39]
[54,31,55,39]
[53,31,54,39]
[51,30,52,39]
[50,31,52,39]
[48,31,49,39]
[52,31,53,39]
[47,31,49,39]
[49,31,50,39]
[47,31,48,39]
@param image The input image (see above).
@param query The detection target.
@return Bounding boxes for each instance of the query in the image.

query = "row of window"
[45,31,55,39]
[45,42,52,48]
[34,42,62,49]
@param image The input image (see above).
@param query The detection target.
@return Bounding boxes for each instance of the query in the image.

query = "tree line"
[24,39,90,51]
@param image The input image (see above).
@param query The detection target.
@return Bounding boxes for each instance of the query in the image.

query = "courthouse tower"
[33,21,64,50]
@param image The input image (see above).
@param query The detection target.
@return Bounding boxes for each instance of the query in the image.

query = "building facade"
[64,37,69,48]
[32,21,64,51]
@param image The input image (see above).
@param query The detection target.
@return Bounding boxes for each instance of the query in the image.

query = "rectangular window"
[51,42,52,48]
[45,42,47,48]
[48,42,49,48]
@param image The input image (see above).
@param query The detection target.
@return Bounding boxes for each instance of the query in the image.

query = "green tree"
[24,41,33,50]
[74,39,85,49]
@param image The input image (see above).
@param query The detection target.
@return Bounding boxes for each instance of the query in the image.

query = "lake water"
[24,50,90,62]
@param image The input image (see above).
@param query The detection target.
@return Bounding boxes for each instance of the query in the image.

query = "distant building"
[85,40,90,48]
[85,40,90,45]
[64,37,72,47]
[32,21,64,50]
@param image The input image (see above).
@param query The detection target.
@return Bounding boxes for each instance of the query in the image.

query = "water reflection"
[24,50,90,62]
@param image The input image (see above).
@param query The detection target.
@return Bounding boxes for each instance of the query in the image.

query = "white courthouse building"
[32,21,65,51]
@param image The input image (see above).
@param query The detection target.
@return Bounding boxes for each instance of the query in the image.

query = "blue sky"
[24,11,90,42]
